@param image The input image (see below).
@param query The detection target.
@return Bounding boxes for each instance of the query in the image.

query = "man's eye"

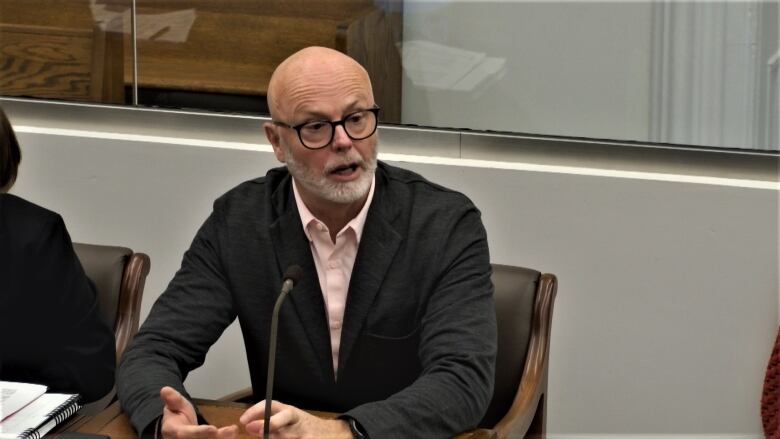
[348,114,364,124]
[303,122,327,132]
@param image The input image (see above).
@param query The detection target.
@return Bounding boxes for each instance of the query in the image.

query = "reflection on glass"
[402,1,778,150]
[128,0,402,122]
[0,1,776,152]
[0,0,127,105]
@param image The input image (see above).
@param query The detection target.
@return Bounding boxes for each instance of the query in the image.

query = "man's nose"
[330,124,352,150]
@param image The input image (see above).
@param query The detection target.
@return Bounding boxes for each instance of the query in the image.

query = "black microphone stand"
[264,265,302,439]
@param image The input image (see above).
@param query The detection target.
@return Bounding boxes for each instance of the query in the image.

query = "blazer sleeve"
[22,214,116,403]
[117,206,237,435]
[345,204,497,438]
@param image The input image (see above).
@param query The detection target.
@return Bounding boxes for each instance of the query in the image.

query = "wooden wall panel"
[0,0,402,121]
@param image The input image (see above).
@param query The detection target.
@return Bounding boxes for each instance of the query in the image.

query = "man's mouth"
[329,163,360,175]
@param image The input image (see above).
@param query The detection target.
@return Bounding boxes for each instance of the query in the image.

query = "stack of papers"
[0,382,80,439]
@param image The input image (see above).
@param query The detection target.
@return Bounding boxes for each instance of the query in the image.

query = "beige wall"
[8,115,777,437]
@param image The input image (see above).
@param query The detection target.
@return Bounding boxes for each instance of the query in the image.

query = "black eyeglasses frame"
[272,106,381,150]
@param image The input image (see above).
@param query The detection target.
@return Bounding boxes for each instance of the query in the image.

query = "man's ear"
[263,122,286,163]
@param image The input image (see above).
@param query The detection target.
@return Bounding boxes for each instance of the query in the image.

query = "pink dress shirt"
[292,177,376,375]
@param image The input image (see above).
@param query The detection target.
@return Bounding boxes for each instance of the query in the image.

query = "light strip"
[16,125,271,152]
[381,153,779,190]
[16,125,778,191]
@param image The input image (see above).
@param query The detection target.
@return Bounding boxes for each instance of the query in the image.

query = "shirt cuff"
[140,416,161,439]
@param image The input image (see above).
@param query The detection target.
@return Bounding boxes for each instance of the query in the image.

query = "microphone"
[264,265,303,439]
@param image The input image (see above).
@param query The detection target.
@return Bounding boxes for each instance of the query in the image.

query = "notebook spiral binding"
[18,395,81,439]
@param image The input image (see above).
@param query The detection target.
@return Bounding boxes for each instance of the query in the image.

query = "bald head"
[262,46,379,212]
[266,47,374,121]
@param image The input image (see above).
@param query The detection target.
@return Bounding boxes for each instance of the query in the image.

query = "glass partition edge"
[2,97,777,184]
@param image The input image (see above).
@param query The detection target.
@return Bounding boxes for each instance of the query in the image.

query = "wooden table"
[55,399,496,439]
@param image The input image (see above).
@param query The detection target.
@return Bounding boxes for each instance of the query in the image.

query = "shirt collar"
[293,175,376,243]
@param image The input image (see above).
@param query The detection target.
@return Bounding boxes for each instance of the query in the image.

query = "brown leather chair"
[220,264,557,439]
[479,264,557,439]
[762,327,780,439]
[72,242,150,364]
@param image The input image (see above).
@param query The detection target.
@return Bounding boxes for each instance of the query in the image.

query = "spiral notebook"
[0,392,81,439]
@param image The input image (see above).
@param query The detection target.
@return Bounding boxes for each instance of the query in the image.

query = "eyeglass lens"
[299,110,377,148]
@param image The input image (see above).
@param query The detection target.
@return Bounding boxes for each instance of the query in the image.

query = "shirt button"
[328,260,339,269]
[331,321,342,329]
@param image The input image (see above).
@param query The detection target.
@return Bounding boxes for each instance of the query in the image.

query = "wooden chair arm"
[493,273,557,439]
[114,252,150,364]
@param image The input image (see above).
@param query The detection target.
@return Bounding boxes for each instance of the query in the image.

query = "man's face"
[266,53,378,206]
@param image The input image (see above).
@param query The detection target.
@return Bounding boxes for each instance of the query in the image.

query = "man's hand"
[239,400,352,439]
[160,386,238,439]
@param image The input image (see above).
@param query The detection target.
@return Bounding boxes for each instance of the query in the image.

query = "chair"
[762,327,780,438]
[479,264,557,439]
[72,242,151,364]
[220,264,557,439]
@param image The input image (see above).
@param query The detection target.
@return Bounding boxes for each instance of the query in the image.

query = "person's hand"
[239,400,352,439]
[160,386,238,439]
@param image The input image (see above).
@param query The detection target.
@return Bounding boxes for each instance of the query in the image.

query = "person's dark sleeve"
[26,215,116,403]
[345,203,497,438]
[117,207,236,435]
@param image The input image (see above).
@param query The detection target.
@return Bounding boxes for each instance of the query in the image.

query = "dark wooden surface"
[0,23,123,103]
[0,0,402,121]
[55,400,497,439]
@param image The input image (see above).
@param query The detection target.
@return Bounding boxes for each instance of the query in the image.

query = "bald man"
[117,47,496,439]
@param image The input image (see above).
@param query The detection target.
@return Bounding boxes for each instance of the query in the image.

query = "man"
[117,46,496,439]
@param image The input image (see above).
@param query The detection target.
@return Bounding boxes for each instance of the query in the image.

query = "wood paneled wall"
[0,0,403,121]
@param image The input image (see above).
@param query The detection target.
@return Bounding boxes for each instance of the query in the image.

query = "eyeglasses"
[273,107,380,150]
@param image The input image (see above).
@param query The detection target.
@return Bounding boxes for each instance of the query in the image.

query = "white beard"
[284,146,377,204]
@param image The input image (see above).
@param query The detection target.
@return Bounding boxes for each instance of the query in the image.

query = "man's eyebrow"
[296,101,367,122]
[297,111,330,122]
[289,107,329,125]
[342,100,363,113]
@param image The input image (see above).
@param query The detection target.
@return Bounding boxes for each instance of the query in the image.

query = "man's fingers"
[243,409,295,436]
[216,425,238,439]
[162,423,218,439]
[179,424,218,439]
[160,386,190,413]
[243,419,263,436]
[160,386,202,438]
[270,409,296,428]
[239,400,284,424]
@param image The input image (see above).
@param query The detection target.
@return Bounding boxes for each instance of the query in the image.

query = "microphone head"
[283,265,303,285]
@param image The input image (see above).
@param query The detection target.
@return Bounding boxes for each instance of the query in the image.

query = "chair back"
[762,327,780,438]
[73,242,150,364]
[480,264,557,439]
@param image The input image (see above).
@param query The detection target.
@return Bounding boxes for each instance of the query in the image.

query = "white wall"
[10,127,778,437]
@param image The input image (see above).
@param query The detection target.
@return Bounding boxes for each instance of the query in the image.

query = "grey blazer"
[117,162,496,438]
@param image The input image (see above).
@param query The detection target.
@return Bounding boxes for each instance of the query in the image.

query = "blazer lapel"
[337,180,402,379]
[268,183,334,381]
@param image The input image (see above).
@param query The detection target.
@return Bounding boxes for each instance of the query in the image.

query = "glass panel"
[0,0,130,105]
[128,0,775,151]
[401,1,778,151]
[130,0,403,122]
[2,1,777,152]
